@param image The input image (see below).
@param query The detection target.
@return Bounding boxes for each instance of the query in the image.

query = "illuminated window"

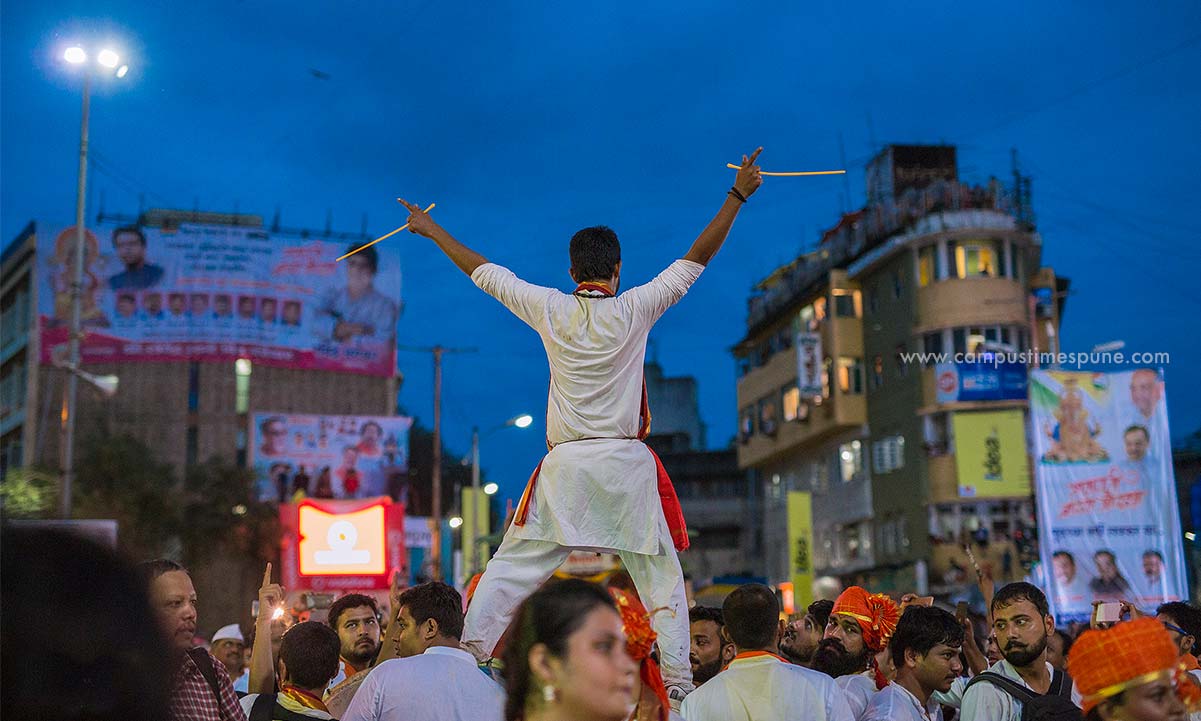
[235,358,252,414]
[953,240,1000,278]
[839,440,863,483]
[837,357,863,394]
[832,290,862,318]
[782,385,801,422]
[918,245,937,287]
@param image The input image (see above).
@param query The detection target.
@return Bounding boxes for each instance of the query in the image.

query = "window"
[837,357,863,394]
[739,407,755,443]
[967,327,987,356]
[839,440,863,483]
[833,291,858,318]
[918,245,936,287]
[953,328,967,355]
[782,385,801,422]
[923,413,951,455]
[871,355,884,389]
[821,357,833,401]
[923,332,944,366]
[758,395,779,437]
[893,270,903,299]
[873,435,906,473]
[997,241,1008,279]
[235,358,252,414]
[954,240,1000,278]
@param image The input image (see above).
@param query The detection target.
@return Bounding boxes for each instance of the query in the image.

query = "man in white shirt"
[240,621,342,720]
[958,583,1082,720]
[681,584,854,721]
[396,148,765,706]
[341,582,503,721]
[863,605,964,721]
[812,586,901,719]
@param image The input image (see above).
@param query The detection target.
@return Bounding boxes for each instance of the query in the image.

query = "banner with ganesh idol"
[1030,369,1186,625]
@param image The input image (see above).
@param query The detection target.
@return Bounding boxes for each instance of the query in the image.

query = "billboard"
[951,410,1031,498]
[787,491,815,612]
[279,497,405,592]
[36,222,400,376]
[797,332,824,399]
[935,362,1028,403]
[866,145,958,204]
[251,413,413,502]
[1030,369,1186,624]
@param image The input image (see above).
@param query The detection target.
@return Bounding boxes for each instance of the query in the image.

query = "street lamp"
[58,42,130,519]
[467,413,533,574]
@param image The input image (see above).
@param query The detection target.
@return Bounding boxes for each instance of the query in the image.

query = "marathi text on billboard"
[251,413,413,502]
[36,222,400,376]
[951,410,1031,498]
[1030,369,1186,624]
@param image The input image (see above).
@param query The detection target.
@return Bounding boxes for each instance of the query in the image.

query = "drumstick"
[726,163,845,176]
[336,202,436,261]
[964,543,983,579]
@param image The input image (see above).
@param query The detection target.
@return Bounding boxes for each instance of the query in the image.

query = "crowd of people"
[6,522,1201,721]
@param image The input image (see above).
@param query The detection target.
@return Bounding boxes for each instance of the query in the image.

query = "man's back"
[340,647,502,721]
[680,654,854,721]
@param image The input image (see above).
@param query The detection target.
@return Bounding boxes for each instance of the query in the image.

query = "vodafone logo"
[938,370,958,394]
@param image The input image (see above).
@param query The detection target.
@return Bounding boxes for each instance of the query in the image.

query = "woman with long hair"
[502,579,639,721]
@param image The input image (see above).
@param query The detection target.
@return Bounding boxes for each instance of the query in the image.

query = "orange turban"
[830,586,900,652]
[1069,618,1201,715]
[610,588,669,721]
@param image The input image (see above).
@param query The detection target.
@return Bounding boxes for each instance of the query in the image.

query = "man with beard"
[781,599,834,667]
[141,559,245,721]
[681,584,853,721]
[325,594,382,690]
[210,624,249,693]
[863,606,964,721]
[689,606,736,685]
[813,586,901,719]
[959,582,1082,720]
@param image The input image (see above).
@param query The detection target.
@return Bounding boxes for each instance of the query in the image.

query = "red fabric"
[831,586,901,652]
[610,589,670,721]
[512,283,689,552]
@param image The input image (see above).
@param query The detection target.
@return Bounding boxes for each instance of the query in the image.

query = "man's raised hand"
[734,147,764,199]
[257,562,285,625]
[397,198,440,239]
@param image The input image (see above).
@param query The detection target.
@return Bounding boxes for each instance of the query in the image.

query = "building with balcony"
[734,145,1067,597]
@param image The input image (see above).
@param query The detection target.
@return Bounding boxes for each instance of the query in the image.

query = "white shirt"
[959,659,1081,721]
[680,653,855,721]
[340,645,504,721]
[836,672,878,719]
[472,260,704,554]
[862,682,943,721]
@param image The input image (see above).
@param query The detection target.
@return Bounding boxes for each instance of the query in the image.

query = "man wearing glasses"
[1155,601,1201,684]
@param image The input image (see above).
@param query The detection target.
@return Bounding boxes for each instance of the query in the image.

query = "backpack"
[965,668,1083,721]
[248,692,337,721]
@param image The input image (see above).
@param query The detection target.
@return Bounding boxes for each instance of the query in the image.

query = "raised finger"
[263,562,272,587]
[397,198,418,213]
[749,147,763,164]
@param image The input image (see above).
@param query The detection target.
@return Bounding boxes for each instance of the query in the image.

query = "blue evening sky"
[4,1,1199,504]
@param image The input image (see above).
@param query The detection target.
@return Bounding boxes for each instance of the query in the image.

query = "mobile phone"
[1097,601,1122,623]
[956,601,970,621]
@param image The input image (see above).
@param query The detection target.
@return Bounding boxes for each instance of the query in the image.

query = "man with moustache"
[959,582,1082,720]
[141,559,245,721]
[863,606,964,721]
[325,594,383,690]
[781,599,834,667]
[812,586,901,719]
[688,606,736,685]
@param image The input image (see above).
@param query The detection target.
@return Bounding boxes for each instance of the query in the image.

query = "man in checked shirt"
[141,559,247,721]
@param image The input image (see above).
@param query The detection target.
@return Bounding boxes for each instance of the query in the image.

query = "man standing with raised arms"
[396,148,763,706]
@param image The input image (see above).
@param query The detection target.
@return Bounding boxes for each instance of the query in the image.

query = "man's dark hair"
[722,584,780,650]
[808,599,834,629]
[360,421,383,436]
[396,581,464,640]
[1123,424,1150,440]
[260,416,285,434]
[327,593,379,630]
[1052,550,1075,564]
[890,606,964,668]
[991,581,1050,619]
[569,226,621,282]
[1052,629,1074,658]
[343,242,379,273]
[1144,549,1164,562]
[279,622,341,689]
[137,558,187,586]
[689,605,725,628]
[1094,550,1116,563]
[1157,601,1201,654]
[112,225,146,246]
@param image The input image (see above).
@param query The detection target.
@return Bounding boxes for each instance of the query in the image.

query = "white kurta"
[958,659,1082,721]
[862,682,943,721]
[471,259,704,554]
[680,654,855,721]
[836,672,878,719]
[340,646,504,721]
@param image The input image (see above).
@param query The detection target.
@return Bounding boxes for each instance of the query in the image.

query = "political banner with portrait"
[1030,369,1186,624]
[251,413,413,502]
[35,221,400,376]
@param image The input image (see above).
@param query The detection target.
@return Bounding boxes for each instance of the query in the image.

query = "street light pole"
[471,425,481,575]
[61,72,91,519]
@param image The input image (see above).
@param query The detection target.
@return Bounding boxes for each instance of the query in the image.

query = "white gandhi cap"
[211,623,244,644]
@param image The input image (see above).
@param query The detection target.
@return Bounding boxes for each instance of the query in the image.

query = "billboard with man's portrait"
[251,412,413,503]
[1030,369,1187,625]
[35,221,401,376]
